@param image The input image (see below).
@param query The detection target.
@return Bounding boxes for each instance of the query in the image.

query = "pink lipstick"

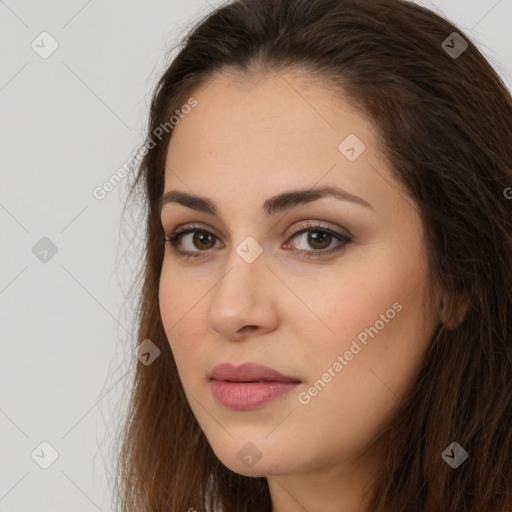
[209,362,301,410]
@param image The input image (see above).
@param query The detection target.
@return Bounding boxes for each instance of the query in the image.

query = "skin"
[158,69,446,512]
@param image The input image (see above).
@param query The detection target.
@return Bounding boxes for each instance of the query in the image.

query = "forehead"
[172,70,365,151]
[162,69,403,218]
[167,69,374,159]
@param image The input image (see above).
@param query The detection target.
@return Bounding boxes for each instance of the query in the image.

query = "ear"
[438,291,470,329]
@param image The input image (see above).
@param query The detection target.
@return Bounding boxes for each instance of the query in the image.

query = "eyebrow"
[158,185,374,216]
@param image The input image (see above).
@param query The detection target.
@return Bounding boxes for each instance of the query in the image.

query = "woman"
[113,0,512,510]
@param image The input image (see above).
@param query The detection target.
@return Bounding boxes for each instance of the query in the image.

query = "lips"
[209,362,301,410]
[209,362,301,383]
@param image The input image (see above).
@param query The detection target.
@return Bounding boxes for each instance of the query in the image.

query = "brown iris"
[193,231,216,250]
[304,230,332,250]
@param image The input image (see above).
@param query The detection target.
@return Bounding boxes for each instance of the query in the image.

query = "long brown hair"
[112,0,512,510]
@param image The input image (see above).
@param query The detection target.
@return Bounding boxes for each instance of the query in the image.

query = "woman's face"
[159,70,441,483]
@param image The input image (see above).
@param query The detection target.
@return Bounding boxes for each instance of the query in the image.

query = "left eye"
[165,224,352,260]
[288,228,343,251]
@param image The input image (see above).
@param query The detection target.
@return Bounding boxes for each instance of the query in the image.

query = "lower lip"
[210,380,300,410]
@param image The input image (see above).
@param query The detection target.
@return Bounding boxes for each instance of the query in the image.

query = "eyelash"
[164,222,352,260]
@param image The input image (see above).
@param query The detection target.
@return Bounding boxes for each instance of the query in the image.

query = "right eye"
[165,225,224,260]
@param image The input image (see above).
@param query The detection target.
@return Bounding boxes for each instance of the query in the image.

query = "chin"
[211,442,294,477]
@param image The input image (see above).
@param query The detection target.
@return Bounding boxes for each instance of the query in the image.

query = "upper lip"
[209,362,301,383]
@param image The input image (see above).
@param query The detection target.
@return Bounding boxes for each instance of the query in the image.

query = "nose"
[206,243,279,341]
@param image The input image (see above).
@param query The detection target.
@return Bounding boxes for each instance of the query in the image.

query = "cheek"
[290,255,434,440]
[284,263,406,356]
[290,245,432,374]
[159,259,207,329]
[293,232,432,357]
[158,265,208,377]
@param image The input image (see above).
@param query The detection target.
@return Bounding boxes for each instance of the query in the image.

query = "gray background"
[1,0,511,510]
